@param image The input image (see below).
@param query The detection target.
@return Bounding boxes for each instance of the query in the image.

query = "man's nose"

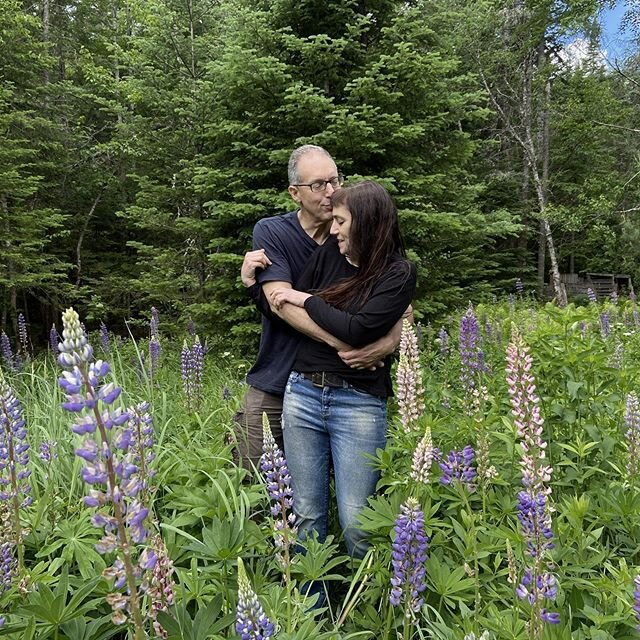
[325,181,335,195]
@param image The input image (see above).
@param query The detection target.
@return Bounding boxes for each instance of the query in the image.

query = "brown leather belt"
[299,371,350,389]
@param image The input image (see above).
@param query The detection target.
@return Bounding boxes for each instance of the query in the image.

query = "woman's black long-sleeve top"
[293,236,417,398]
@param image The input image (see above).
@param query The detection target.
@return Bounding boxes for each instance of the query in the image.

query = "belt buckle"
[310,372,325,388]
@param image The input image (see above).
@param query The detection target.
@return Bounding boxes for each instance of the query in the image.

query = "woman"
[269,180,416,559]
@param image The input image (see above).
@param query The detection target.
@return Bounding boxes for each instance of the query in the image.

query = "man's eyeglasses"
[293,174,345,193]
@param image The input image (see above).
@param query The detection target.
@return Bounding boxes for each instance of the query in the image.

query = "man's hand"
[338,342,386,370]
[338,314,407,370]
[241,249,272,287]
[268,288,311,310]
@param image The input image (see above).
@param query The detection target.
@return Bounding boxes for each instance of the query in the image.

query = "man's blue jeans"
[281,371,387,558]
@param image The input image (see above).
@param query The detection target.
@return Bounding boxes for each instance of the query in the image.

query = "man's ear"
[288,185,300,203]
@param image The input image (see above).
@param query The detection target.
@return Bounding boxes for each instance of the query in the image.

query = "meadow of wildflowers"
[0,294,640,639]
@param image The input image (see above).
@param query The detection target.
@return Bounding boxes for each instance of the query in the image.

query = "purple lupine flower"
[437,326,449,358]
[149,337,160,378]
[515,278,524,295]
[410,426,435,484]
[124,402,156,499]
[0,381,31,573]
[236,558,275,640]
[0,333,15,372]
[506,327,558,631]
[57,307,156,633]
[49,325,59,354]
[516,491,554,558]
[508,293,515,313]
[99,322,110,354]
[39,440,57,464]
[389,497,429,614]
[631,290,637,302]
[180,340,191,396]
[587,288,597,304]
[181,336,204,410]
[625,393,640,481]
[439,446,476,489]
[223,386,232,401]
[599,312,610,338]
[150,307,159,340]
[261,415,296,566]
[396,321,424,433]
[610,290,619,304]
[0,542,14,594]
[633,575,640,630]
[0,382,32,511]
[17,313,28,358]
[459,304,484,399]
[187,318,196,337]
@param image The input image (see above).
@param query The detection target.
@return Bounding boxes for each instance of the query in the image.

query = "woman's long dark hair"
[317,180,407,309]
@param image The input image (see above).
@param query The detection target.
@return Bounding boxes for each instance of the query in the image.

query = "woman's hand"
[268,288,311,310]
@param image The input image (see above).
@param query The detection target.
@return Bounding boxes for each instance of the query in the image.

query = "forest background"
[2,0,640,352]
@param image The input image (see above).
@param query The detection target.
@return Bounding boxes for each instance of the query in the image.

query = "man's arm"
[261,281,351,351]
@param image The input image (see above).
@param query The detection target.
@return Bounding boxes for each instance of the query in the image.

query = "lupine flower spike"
[149,337,160,379]
[440,446,476,490]
[396,320,425,433]
[0,381,31,570]
[49,325,59,354]
[625,393,640,483]
[236,557,275,640]
[437,326,449,358]
[17,314,29,359]
[389,497,429,617]
[0,333,16,372]
[181,336,204,410]
[146,534,175,638]
[57,308,155,639]
[99,322,110,354]
[410,425,435,484]
[506,327,559,636]
[261,413,296,570]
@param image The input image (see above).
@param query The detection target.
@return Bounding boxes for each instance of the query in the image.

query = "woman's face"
[330,205,353,259]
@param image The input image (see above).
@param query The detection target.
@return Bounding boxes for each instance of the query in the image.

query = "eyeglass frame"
[291,174,345,193]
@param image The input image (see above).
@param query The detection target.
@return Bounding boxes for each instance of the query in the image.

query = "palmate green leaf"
[59,616,121,640]
[36,518,105,579]
[427,554,475,610]
[157,594,234,640]
[355,493,404,534]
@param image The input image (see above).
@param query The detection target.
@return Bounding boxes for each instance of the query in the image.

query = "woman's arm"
[302,263,417,348]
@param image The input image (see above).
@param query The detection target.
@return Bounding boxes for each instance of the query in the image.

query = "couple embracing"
[235,145,416,560]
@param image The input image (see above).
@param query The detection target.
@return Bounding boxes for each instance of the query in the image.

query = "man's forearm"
[274,304,351,350]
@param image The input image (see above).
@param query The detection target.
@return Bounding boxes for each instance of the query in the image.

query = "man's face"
[288,152,340,223]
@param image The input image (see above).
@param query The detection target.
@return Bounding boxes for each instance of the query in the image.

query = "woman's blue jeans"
[282,371,387,558]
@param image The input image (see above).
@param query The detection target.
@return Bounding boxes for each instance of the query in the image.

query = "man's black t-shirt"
[245,211,319,396]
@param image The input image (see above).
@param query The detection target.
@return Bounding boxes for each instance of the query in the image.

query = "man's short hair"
[288,145,333,185]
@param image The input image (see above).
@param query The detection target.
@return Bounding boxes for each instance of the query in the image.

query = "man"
[234,145,402,471]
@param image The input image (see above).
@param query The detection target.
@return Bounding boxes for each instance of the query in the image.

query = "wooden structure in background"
[559,272,634,299]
